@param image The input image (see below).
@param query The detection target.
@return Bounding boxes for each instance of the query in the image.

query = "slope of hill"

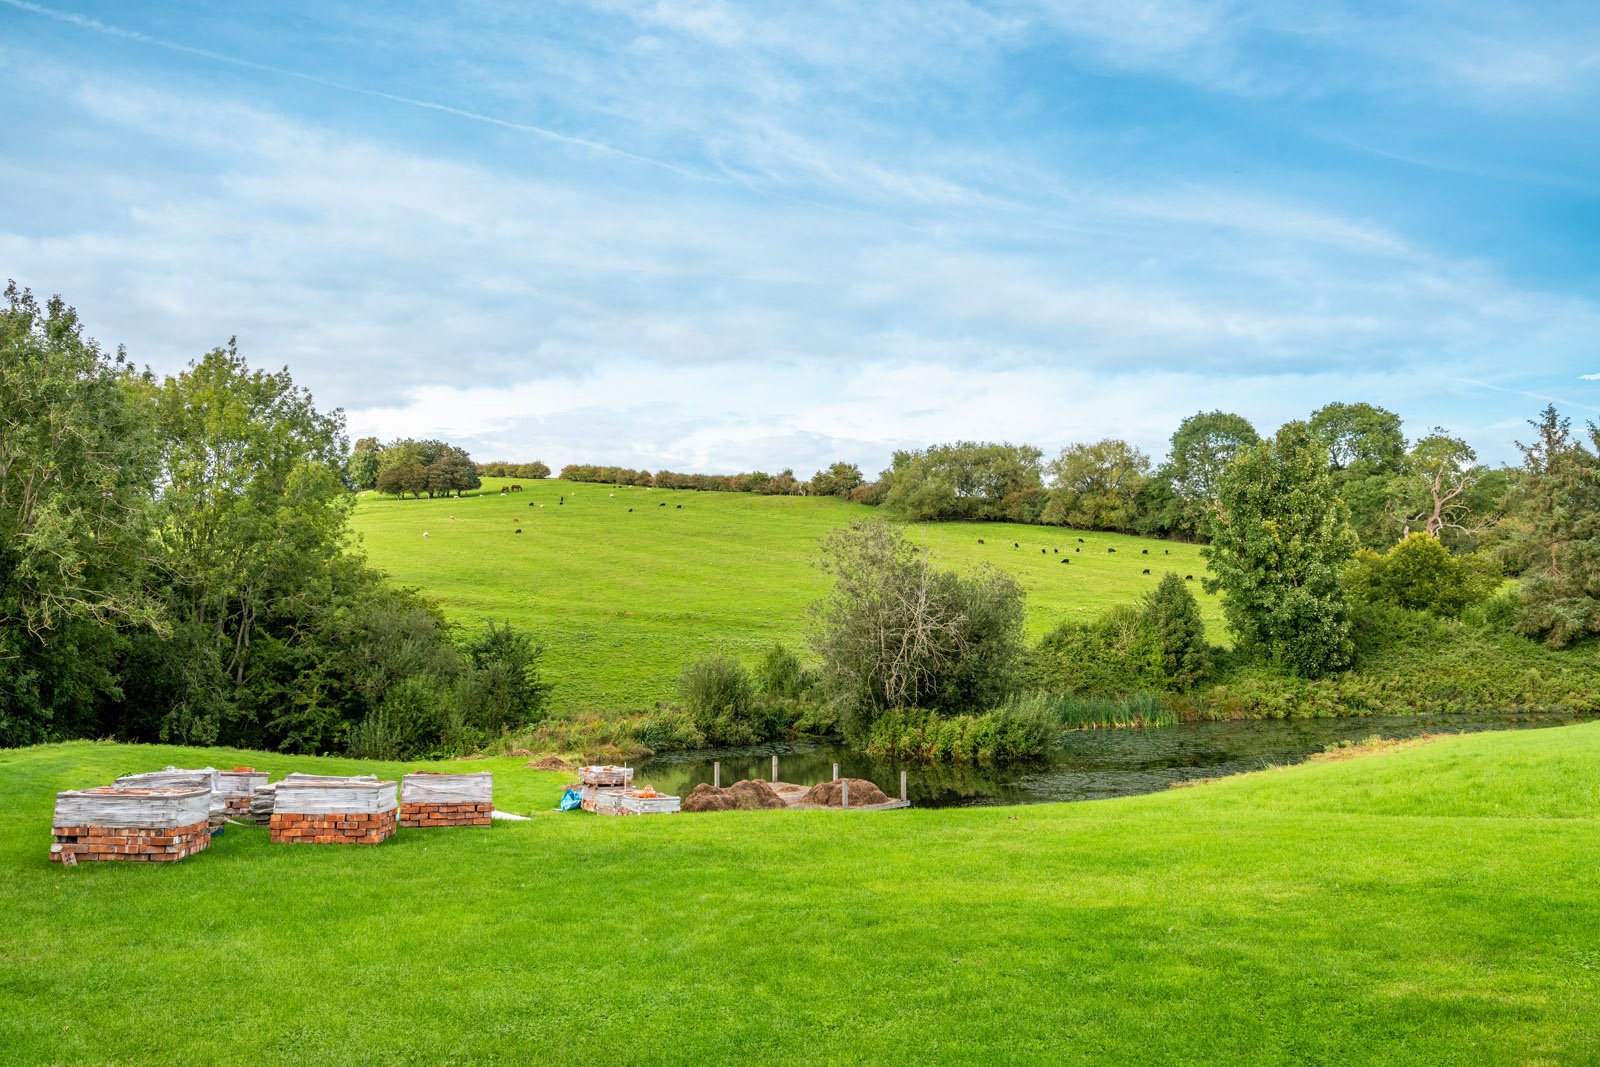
[2,725,1596,1064]
[349,479,1221,714]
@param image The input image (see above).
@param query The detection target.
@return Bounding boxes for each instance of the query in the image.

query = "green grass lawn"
[2,725,1596,1064]
[348,479,1221,714]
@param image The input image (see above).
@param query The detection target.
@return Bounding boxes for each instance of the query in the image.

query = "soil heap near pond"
[800,778,889,807]
[682,779,786,812]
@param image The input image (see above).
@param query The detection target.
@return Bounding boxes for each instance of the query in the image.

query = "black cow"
[1013,542,1019,548]
[1077,537,1085,543]
[1185,574,1194,580]
[515,529,522,534]
[977,538,985,544]
[1107,548,1116,553]
[1142,568,1149,574]
[1060,558,1069,565]
[676,504,682,509]
[1040,548,1046,554]
[628,508,634,512]
[1141,549,1148,555]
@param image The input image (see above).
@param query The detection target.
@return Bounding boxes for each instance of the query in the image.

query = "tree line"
[558,462,865,497]
[0,285,548,753]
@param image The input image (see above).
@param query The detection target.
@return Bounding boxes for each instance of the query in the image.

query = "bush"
[1345,534,1501,617]
[634,707,705,752]
[678,653,759,746]
[1013,691,1176,730]
[1140,573,1212,690]
[460,620,552,731]
[345,712,405,761]
[754,642,807,699]
[861,703,1054,765]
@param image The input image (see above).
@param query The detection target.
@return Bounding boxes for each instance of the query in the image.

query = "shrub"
[634,707,705,752]
[345,712,405,761]
[1345,534,1501,617]
[861,703,1053,765]
[754,642,807,699]
[1140,573,1212,689]
[678,653,759,746]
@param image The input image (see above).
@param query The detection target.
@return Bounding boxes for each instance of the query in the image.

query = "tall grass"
[1003,691,1178,730]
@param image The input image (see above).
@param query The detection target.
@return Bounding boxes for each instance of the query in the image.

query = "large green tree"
[1156,411,1260,538]
[1204,422,1356,677]
[881,442,1044,521]
[1515,406,1600,646]
[0,284,161,745]
[1043,438,1151,531]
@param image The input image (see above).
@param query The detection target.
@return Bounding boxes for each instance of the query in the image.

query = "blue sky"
[3,1,1598,473]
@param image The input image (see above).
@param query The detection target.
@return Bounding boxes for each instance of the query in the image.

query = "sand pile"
[682,779,787,812]
[799,778,890,807]
[526,756,572,771]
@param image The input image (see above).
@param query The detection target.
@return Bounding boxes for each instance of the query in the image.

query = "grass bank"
[348,478,1220,714]
[2,726,1597,1064]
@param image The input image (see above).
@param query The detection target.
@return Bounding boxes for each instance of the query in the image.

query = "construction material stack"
[217,768,269,818]
[115,767,227,829]
[50,786,212,864]
[400,772,493,827]
[577,765,679,816]
[269,778,398,845]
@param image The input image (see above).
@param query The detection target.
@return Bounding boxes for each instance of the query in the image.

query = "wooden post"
[842,779,850,809]
[713,761,720,789]
[832,762,840,782]
[900,770,908,803]
[771,755,778,783]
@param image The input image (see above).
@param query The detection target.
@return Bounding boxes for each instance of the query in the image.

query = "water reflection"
[635,712,1595,808]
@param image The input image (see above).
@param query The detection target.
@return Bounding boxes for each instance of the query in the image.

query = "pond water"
[634,711,1597,808]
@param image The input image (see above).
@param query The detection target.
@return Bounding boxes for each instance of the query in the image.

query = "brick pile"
[50,786,213,864]
[269,779,397,846]
[399,772,493,828]
[217,768,269,818]
[115,767,226,827]
[268,809,396,845]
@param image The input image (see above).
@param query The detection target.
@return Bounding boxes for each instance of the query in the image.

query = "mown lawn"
[1,725,1596,1065]
[348,479,1221,714]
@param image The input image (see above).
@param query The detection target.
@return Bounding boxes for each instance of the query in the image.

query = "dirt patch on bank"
[1308,733,1450,763]
[526,756,573,771]
[799,778,890,807]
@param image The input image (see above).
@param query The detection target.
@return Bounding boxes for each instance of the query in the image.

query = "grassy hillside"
[349,479,1220,714]
[1,726,1597,1064]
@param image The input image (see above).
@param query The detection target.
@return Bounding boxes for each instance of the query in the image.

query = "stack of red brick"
[268,809,396,845]
[218,768,269,818]
[268,779,398,845]
[50,786,213,864]
[399,772,494,828]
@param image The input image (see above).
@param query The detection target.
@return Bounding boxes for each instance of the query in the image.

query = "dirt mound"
[682,779,788,812]
[724,779,786,810]
[507,748,534,758]
[799,778,890,807]
[525,756,572,771]
[682,783,737,813]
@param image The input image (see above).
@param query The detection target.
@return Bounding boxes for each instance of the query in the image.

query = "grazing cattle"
[1060,558,1069,565]
[675,504,682,509]
[1077,538,1085,543]
[1013,542,1019,548]
[499,487,508,495]
[1075,547,1080,553]
[1164,549,1169,555]
[628,508,634,512]
[1142,568,1150,574]
[528,502,535,507]
[977,538,985,544]
[509,485,523,492]
[1040,548,1046,554]
[515,529,522,534]
[1141,549,1148,555]
[1107,547,1116,553]
[659,502,666,507]
[1185,574,1194,580]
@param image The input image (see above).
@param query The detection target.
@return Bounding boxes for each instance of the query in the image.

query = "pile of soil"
[724,779,786,810]
[682,779,788,813]
[525,756,572,771]
[682,783,737,812]
[799,778,890,807]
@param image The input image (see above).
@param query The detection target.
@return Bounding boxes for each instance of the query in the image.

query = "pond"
[634,711,1597,808]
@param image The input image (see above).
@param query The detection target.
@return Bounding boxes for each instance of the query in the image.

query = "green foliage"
[633,707,706,752]
[477,460,551,479]
[881,441,1044,521]
[1022,691,1177,730]
[1514,406,1600,647]
[753,642,807,699]
[811,520,1026,730]
[678,653,760,746]
[344,711,406,761]
[1043,438,1151,531]
[460,620,553,731]
[1345,534,1501,617]
[807,461,864,497]
[0,283,160,745]
[1140,572,1212,689]
[375,438,481,497]
[1309,401,1405,472]
[1155,410,1260,538]
[860,704,1054,764]
[1206,422,1356,677]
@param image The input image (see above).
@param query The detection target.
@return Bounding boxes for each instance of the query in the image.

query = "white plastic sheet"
[401,772,493,805]
[115,767,225,817]
[272,780,398,815]
[53,787,212,829]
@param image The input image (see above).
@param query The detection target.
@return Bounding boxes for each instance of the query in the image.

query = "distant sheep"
[422,532,429,537]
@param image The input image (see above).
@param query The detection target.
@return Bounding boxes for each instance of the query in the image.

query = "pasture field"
[1,725,1597,1064]
[349,479,1221,714]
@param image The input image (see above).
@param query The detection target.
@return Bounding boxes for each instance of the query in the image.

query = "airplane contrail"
[1,0,709,181]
